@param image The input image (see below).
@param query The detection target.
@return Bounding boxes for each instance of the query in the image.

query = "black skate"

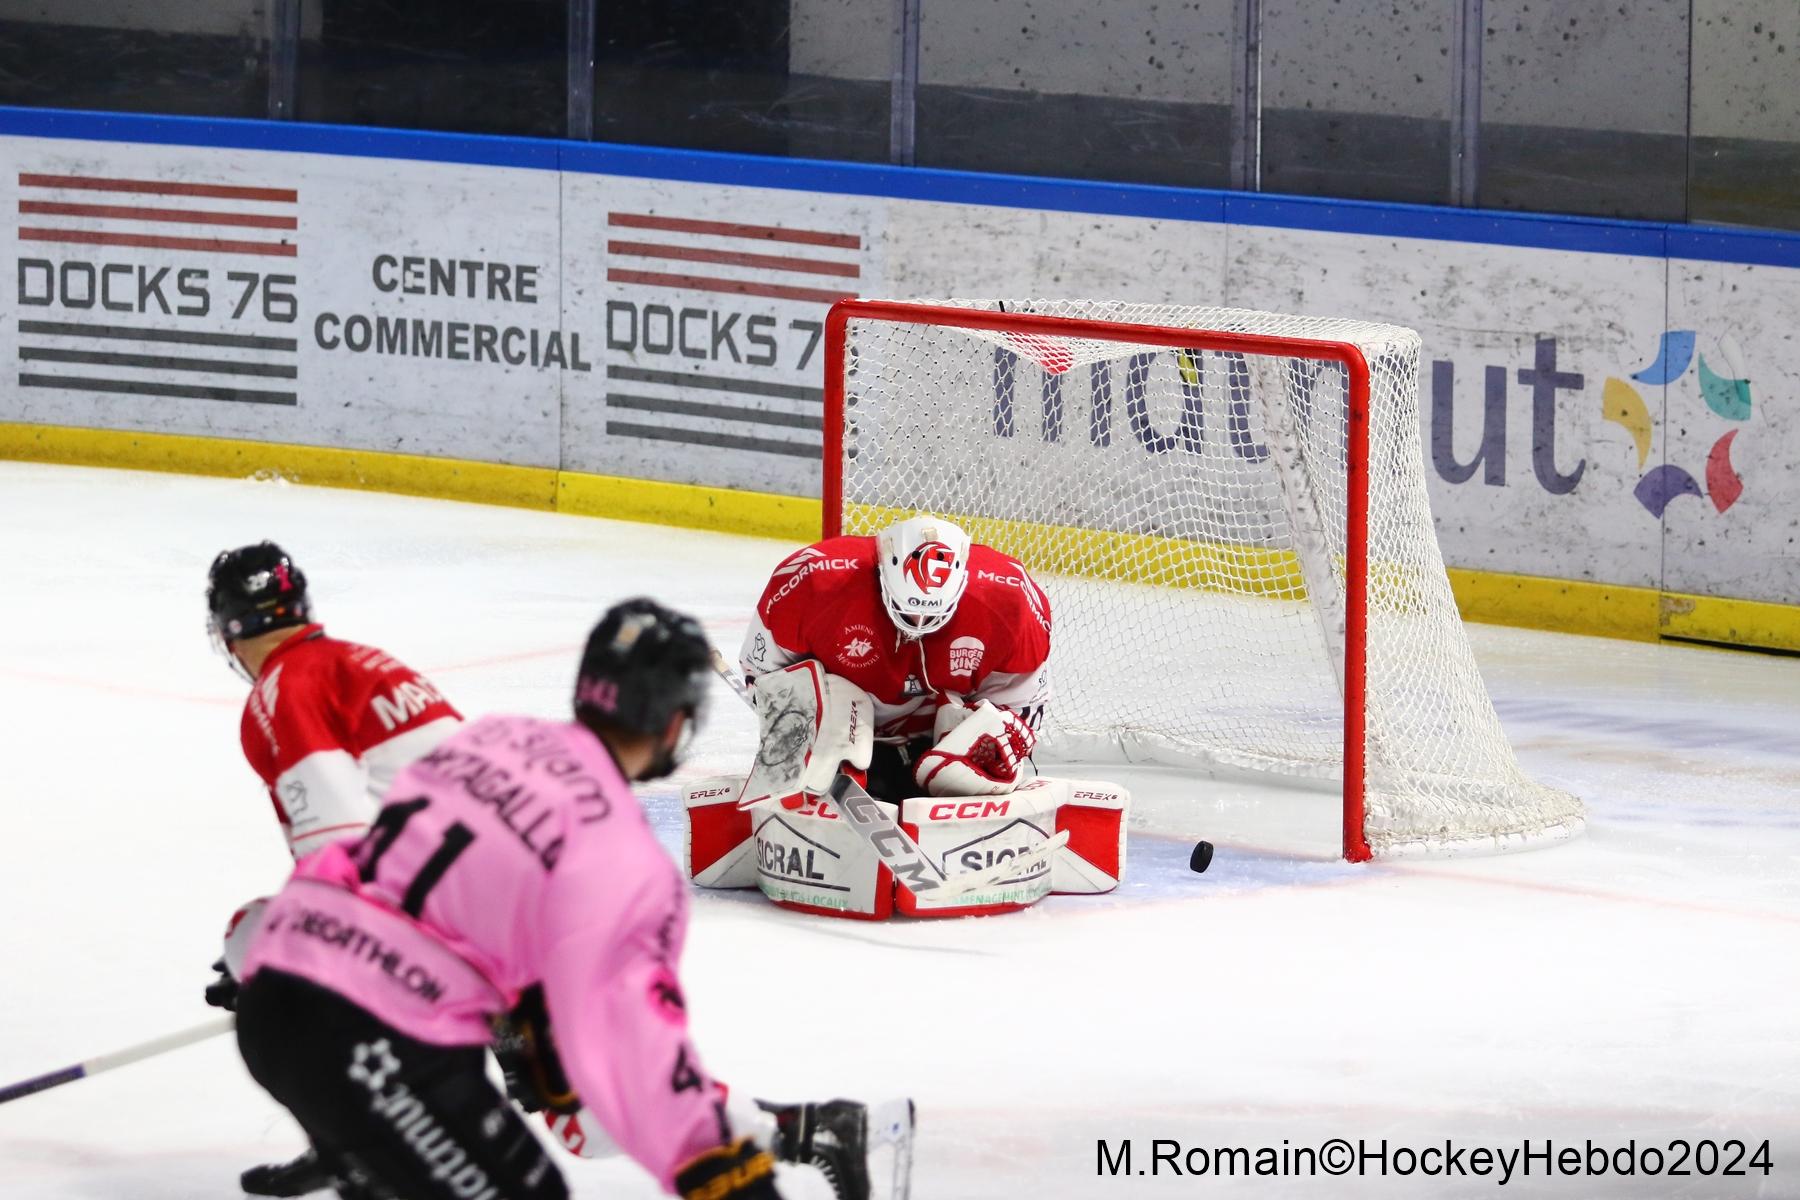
[240,1147,332,1196]
[761,1098,915,1200]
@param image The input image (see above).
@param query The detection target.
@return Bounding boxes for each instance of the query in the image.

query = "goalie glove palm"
[913,699,1036,797]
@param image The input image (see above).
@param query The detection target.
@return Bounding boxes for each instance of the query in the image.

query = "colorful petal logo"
[1611,330,1752,516]
[1631,330,1696,385]
[1602,378,1653,470]
[1706,430,1744,514]
[1698,334,1752,420]
[1634,465,1702,517]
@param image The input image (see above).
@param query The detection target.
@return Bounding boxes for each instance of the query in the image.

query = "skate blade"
[866,1098,915,1200]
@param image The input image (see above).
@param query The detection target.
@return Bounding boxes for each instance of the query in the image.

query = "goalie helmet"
[573,597,713,780]
[876,513,971,639]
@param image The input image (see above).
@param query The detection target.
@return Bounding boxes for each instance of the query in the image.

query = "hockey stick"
[709,649,1067,900]
[0,1015,234,1106]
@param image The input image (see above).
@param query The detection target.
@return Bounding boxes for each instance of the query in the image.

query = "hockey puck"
[1189,840,1215,873]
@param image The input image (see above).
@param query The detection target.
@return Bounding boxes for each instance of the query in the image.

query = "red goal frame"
[820,299,1379,862]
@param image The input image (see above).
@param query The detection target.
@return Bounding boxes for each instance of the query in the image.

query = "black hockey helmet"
[206,542,312,644]
[573,597,712,779]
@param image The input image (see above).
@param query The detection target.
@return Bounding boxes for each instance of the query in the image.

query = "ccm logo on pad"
[926,800,1010,821]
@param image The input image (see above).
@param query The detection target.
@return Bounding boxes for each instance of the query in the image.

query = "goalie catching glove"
[913,699,1037,797]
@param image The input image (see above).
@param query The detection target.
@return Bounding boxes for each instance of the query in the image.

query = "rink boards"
[1,105,1796,650]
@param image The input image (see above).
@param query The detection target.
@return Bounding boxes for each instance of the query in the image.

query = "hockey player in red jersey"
[204,541,462,1197]
[684,514,1130,919]
[209,541,463,860]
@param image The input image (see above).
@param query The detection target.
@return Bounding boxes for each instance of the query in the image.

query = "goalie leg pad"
[685,776,757,888]
[897,786,1059,917]
[754,792,895,921]
[1033,777,1130,894]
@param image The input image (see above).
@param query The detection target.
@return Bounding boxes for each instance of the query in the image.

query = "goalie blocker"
[687,661,1128,919]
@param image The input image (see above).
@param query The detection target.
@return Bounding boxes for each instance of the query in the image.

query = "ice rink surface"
[2,460,1797,1199]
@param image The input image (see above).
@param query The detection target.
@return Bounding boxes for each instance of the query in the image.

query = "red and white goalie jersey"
[740,535,1052,741]
[239,624,462,858]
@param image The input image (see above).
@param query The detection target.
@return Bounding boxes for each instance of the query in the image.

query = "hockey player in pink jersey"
[234,598,910,1200]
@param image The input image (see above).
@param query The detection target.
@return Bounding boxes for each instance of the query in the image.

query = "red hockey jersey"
[238,625,462,858]
[740,536,1052,741]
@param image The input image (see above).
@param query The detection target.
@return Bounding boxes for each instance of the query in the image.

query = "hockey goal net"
[823,298,1583,860]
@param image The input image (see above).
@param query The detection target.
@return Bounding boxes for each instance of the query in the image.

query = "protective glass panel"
[1479,0,1689,220]
[0,0,268,117]
[593,0,890,163]
[1260,0,1452,205]
[1690,0,1800,231]
[916,0,1237,188]
[297,0,566,138]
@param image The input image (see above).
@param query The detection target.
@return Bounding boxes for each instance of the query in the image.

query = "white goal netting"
[831,299,1583,858]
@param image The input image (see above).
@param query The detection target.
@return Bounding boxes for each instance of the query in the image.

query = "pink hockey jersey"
[741,536,1054,740]
[240,713,728,1192]
[239,625,462,857]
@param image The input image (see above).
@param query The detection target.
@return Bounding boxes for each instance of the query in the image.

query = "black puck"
[1189,840,1215,873]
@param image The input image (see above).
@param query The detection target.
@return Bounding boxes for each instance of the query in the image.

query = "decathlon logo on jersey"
[948,636,984,676]
[904,542,957,592]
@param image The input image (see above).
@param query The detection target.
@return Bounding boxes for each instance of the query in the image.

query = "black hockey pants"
[237,969,567,1200]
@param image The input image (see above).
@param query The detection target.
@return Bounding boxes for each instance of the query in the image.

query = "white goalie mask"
[876,513,972,639]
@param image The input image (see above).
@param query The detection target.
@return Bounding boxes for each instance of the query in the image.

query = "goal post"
[821,298,1584,862]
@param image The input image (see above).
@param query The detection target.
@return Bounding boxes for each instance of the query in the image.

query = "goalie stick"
[709,648,1068,900]
[0,1015,233,1106]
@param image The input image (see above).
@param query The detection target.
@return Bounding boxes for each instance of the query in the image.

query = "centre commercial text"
[311,255,826,373]
[313,254,590,371]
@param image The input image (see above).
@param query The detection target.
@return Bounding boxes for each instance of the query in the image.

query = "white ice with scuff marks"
[0,462,1796,1199]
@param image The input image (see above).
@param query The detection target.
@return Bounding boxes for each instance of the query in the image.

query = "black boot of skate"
[760,1099,873,1200]
[240,1147,333,1197]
